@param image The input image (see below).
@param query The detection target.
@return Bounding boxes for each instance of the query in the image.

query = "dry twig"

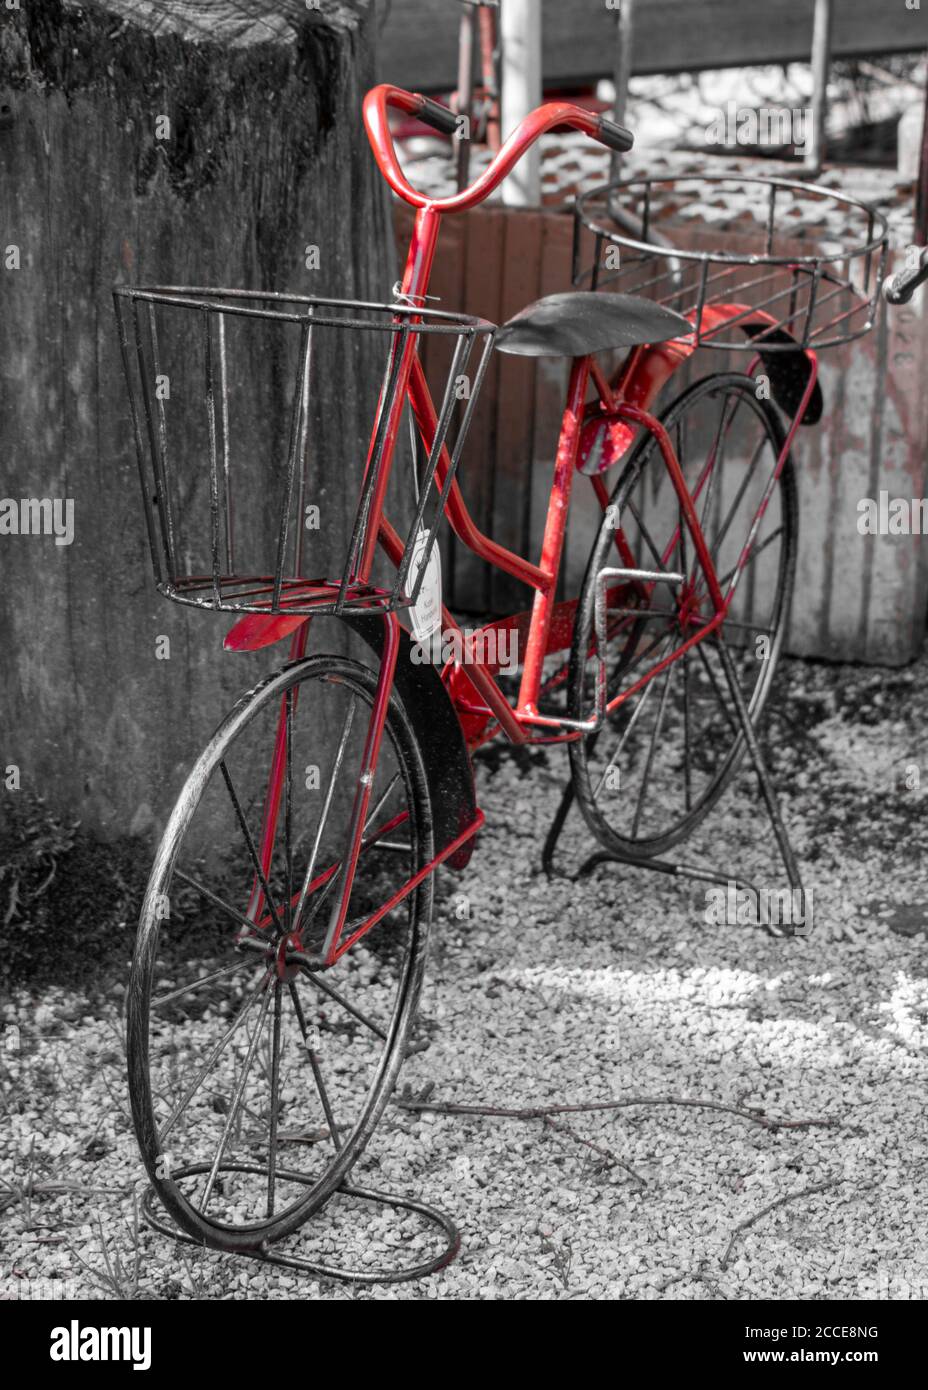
[396,1093,836,1133]
[541,1115,648,1187]
[720,1179,844,1270]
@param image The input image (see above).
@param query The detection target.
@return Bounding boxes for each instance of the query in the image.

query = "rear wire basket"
[113,288,495,616]
[573,174,889,352]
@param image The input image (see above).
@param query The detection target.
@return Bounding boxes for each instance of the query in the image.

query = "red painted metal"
[363,84,622,215]
[722,347,819,610]
[613,401,726,614]
[604,612,725,718]
[332,810,486,962]
[223,87,820,973]
[247,620,311,925]
[251,803,484,960]
[517,356,590,715]
[254,808,411,935]
[321,612,402,964]
[224,609,309,653]
[377,511,529,745]
[407,356,548,590]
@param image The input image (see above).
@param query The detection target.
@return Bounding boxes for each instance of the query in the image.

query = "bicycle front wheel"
[568,372,798,858]
[127,654,434,1251]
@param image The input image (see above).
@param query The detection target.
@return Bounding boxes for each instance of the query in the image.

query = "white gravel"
[2,652,927,1300]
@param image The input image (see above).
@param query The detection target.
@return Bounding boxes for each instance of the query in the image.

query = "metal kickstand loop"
[141,1177,460,1285]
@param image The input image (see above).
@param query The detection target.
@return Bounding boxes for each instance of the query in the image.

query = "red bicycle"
[115,85,888,1280]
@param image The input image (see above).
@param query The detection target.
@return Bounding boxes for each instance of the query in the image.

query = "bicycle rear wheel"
[568,372,797,858]
[127,654,433,1251]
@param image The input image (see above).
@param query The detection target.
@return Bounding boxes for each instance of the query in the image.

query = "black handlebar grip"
[884,249,928,306]
[416,95,460,137]
[597,115,635,154]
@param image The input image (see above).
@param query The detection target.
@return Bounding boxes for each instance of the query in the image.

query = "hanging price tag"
[407,527,442,642]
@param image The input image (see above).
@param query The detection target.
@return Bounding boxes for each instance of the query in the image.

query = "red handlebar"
[363,83,634,214]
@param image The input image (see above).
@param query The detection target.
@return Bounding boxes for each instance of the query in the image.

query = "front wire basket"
[573,174,890,352]
[113,288,496,617]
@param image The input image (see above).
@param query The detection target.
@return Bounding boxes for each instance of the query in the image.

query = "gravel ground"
[1,651,927,1301]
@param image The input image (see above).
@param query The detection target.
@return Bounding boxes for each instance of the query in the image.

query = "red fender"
[224,611,309,651]
[577,303,820,476]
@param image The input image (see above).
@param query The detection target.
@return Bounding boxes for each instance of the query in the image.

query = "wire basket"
[113,288,495,617]
[572,173,889,352]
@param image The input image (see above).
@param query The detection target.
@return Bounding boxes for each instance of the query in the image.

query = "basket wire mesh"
[573,174,889,352]
[113,288,495,617]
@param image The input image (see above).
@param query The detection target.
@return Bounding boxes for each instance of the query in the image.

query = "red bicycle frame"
[235,83,818,965]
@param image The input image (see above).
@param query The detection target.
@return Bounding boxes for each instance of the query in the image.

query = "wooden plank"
[379,0,928,94]
[453,205,507,611]
[489,209,544,613]
[529,214,574,604]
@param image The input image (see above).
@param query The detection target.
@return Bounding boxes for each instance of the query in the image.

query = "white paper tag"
[407,526,442,642]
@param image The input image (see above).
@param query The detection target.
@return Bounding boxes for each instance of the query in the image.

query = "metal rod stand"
[542,638,804,937]
[141,1177,460,1285]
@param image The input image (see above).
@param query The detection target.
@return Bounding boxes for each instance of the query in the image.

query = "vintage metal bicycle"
[115,84,888,1281]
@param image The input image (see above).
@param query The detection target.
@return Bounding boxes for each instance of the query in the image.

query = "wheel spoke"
[711,430,767,557]
[717,523,784,593]
[266,982,283,1217]
[608,626,672,690]
[296,772,405,938]
[693,639,741,741]
[201,982,273,1210]
[630,659,675,839]
[292,694,358,934]
[174,868,265,936]
[297,967,388,1042]
[161,966,269,1141]
[285,687,294,934]
[132,657,429,1237]
[682,647,693,812]
[573,377,792,854]
[626,497,667,574]
[594,633,673,798]
[690,389,740,584]
[716,615,775,636]
[219,760,282,931]
[151,957,253,1010]
[288,979,342,1149]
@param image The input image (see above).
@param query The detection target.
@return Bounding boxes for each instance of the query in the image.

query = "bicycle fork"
[246,613,401,967]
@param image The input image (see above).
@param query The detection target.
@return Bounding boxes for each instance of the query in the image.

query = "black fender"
[348,617,478,870]
[742,323,824,425]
